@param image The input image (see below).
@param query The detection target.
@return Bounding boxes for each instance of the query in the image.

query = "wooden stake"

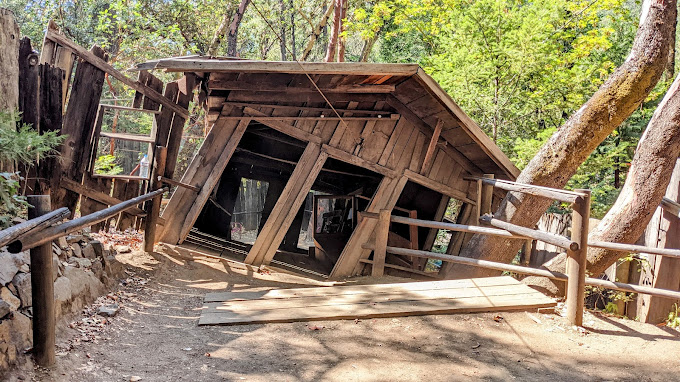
[144,146,167,252]
[27,195,55,367]
[566,189,590,326]
[372,209,391,277]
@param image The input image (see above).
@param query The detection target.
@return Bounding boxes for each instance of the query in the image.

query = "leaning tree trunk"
[207,5,235,57]
[527,71,680,295]
[446,0,677,279]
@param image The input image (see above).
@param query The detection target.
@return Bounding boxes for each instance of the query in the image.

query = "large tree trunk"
[527,71,680,295]
[301,1,334,61]
[446,0,677,279]
[207,5,235,57]
[337,0,348,62]
[227,0,251,57]
[279,0,287,60]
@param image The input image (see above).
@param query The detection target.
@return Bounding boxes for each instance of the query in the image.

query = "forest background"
[2,0,671,218]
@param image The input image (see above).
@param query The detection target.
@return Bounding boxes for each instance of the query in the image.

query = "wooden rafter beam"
[404,169,476,205]
[242,107,323,144]
[322,144,399,178]
[208,80,395,93]
[220,115,398,121]
[420,119,443,174]
[221,101,394,115]
[44,25,189,119]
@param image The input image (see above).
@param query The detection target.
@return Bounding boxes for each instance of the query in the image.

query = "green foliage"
[667,304,680,329]
[0,110,64,228]
[94,154,124,175]
[0,173,29,229]
[0,111,64,165]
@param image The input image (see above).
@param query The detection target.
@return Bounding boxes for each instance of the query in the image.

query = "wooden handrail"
[0,207,70,248]
[589,240,680,259]
[661,196,680,218]
[7,188,167,253]
[480,214,579,251]
[464,176,585,203]
[362,244,680,301]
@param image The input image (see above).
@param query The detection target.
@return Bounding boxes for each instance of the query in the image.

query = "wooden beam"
[322,144,399,178]
[221,101,393,115]
[243,107,323,144]
[420,119,443,174]
[208,81,395,93]
[245,143,328,266]
[134,59,420,76]
[422,195,450,252]
[330,176,408,279]
[144,146,167,252]
[220,115,398,121]
[464,176,583,204]
[44,25,189,119]
[404,169,476,205]
[480,215,578,251]
[60,178,146,216]
[372,209,391,277]
[159,176,200,193]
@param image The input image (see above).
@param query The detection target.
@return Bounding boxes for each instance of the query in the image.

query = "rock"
[11,273,31,308]
[90,240,104,258]
[82,244,96,259]
[71,258,92,268]
[63,266,103,301]
[0,287,20,311]
[91,259,103,277]
[0,300,10,318]
[57,236,68,250]
[0,251,19,286]
[53,253,63,281]
[115,245,131,254]
[9,312,32,351]
[53,276,71,305]
[18,264,29,273]
[11,217,26,225]
[12,251,30,268]
[97,303,119,317]
[66,234,85,244]
[71,244,82,258]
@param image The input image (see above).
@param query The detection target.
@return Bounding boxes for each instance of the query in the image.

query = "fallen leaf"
[307,324,325,331]
[493,315,504,322]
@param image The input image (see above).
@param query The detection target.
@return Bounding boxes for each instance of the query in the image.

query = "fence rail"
[363,177,680,326]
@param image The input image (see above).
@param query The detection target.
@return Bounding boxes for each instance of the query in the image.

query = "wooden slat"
[99,131,155,143]
[198,276,555,325]
[243,107,323,144]
[208,81,395,93]
[60,178,145,216]
[404,169,476,205]
[45,25,189,119]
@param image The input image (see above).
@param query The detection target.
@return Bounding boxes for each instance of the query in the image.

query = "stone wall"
[0,234,123,371]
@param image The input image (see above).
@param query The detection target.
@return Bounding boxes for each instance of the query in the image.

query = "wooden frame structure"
[132,56,521,279]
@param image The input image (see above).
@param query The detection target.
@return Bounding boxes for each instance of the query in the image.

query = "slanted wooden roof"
[133,57,519,180]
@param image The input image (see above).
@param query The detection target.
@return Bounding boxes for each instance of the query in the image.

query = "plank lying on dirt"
[198,276,555,326]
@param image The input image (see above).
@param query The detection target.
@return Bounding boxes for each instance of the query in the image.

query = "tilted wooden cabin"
[134,58,520,279]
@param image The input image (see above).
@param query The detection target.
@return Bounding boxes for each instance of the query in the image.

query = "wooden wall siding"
[158,113,250,244]
[245,143,328,266]
[165,74,198,179]
[51,46,107,216]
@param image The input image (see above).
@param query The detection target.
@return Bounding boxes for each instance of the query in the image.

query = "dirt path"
[4,248,679,382]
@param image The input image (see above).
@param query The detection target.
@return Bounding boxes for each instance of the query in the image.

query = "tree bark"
[447,0,677,279]
[0,8,19,114]
[280,0,287,61]
[526,70,680,295]
[301,1,334,61]
[207,6,234,57]
[337,0,348,62]
[359,29,380,62]
[227,0,251,57]
[324,0,342,62]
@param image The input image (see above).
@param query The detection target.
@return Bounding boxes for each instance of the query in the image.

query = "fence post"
[481,174,495,215]
[144,146,167,252]
[372,209,391,277]
[566,189,591,326]
[27,195,55,366]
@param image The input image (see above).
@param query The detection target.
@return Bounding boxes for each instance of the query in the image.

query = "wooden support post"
[144,146,167,252]
[408,210,419,250]
[474,179,483,225]
[566,189,590,326]
[27,195,55,367]
[523,239,533,266]
[480,174,494,215]
[372,209,390,277]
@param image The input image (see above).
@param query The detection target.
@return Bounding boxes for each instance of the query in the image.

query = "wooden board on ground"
[198,276,555,326]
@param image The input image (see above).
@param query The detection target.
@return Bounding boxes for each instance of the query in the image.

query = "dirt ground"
[3,246,679,382]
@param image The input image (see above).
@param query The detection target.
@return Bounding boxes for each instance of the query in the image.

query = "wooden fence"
[361,177,680,326]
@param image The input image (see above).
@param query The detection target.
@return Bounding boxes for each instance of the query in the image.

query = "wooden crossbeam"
[44,25,189,119]
[404,169,475,205]
[243,107,323,144]
[60,178,146,216]
[221,101,393,115]
[209,80,395,93]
